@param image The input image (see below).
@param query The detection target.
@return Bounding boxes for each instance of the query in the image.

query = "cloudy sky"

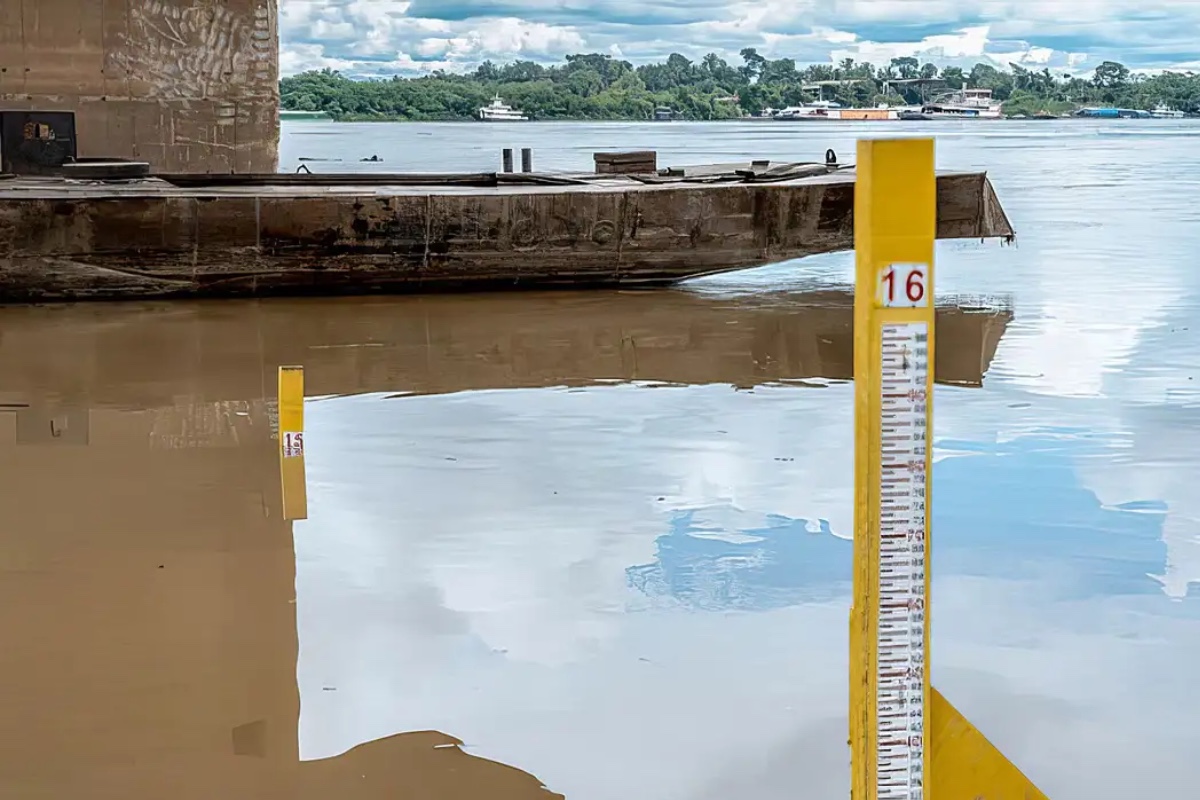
[280,0,1200,78]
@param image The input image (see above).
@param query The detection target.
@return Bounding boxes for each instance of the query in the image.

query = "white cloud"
[418,18,586,61]
[278,0,1200,76]
[829,25,992,66]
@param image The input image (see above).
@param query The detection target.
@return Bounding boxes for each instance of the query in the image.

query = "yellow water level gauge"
[278,365,308,522]
[850,138,1049,800]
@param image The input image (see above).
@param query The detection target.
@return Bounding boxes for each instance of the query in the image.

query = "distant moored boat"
[1075,107,1152,119]
[478,95,529,122]
[900,88,1003,120]
[1150,103,1185,119]
[771,101,899,121]
[280,110,332,121]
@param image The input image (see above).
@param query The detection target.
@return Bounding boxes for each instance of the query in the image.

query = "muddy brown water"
[2,120,1200,799]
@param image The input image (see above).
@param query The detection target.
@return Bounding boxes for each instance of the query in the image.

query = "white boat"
[911,88,1003,120]
[772,101,898,121]
[1150,103,1185,119]
[279,109,332,121]
[773,101,842,120]
[478,95,528,122]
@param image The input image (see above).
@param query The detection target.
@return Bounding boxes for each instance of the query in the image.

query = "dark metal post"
[520,148,533,173]
[501,148,513,173]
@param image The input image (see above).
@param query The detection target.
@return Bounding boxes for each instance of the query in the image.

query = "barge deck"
[0,162,1014,302]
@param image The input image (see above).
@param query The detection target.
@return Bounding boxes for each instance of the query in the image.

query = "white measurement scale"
[855,255,933,800]
[875,312,930,800]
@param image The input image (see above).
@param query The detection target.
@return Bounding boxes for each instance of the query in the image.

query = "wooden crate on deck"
[593,150,658,175]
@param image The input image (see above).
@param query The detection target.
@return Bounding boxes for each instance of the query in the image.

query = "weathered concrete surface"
[0,0,279,172]
[0,168,1014,302]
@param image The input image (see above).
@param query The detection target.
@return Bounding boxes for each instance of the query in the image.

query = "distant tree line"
[280,50,1200,121]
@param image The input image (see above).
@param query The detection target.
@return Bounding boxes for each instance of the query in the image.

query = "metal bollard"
[501,148,513,173]
[521,148,533,173]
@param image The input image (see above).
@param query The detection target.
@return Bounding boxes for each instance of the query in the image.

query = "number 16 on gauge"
[877,263,928,308]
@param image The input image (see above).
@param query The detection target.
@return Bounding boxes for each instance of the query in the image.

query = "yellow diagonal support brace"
[278,365,308,522]
[929,688,1050,799]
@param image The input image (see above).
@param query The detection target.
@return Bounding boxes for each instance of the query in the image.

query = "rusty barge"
[0,161,1013,302]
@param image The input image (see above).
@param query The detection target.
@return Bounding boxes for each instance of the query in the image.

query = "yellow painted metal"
[278,365,308,521]
[850,138,1051,800]
[929,688,1050,799]
[851,137,937,799]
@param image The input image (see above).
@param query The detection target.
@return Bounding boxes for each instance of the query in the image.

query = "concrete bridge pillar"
[0,0,279,173]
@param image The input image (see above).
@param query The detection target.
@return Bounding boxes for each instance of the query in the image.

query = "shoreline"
[285,114,1200,124]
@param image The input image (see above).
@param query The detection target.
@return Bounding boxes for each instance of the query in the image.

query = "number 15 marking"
[283,431,304,458]
[878,264,929,308]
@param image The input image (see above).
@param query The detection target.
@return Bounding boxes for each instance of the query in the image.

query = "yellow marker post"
[851,139,1049,800]
[852,137,937,800]
[278,365,308,521]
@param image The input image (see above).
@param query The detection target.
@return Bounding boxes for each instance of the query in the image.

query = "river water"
[2,119,1200,799]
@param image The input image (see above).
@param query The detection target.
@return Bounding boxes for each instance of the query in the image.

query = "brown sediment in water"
[0,289,1011,798]
[305,732,564,798]
[0,371,561,799]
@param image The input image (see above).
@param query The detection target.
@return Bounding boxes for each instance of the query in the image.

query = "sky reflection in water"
[293,121,1200,800]
[296,385,1200,800]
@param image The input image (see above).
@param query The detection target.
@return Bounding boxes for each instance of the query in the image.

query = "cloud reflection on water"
[286,119,1200,799]
[296,382,1197,800]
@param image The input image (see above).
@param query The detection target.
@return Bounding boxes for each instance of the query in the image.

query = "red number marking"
[880,265,927,307]
[906,269,925,303]
[883,269,896,303]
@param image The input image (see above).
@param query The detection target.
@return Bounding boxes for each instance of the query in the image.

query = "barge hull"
[0,170,1013,302]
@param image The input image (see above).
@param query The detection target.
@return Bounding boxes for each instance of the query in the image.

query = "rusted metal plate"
[0,112,78,175]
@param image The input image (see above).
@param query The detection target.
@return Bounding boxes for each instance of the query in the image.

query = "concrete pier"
[0,0,279,172]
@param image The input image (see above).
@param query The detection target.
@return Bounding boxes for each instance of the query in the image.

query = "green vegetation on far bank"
[281,52,1200,121]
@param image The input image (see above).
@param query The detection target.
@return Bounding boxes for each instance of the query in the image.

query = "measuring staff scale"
[849,138,1049,800]
[874,310,930,798]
